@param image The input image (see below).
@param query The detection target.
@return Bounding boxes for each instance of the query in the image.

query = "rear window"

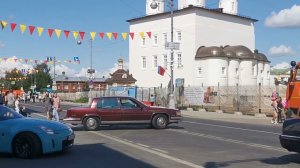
[97,98,119,109]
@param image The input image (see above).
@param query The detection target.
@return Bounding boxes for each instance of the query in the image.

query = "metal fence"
[58,85,286,115]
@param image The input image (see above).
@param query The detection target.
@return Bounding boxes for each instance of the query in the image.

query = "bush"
[74,97,89,103]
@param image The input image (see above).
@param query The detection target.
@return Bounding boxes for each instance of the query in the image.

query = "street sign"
[165,42,180,50]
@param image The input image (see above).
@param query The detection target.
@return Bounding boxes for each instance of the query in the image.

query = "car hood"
[12,118,70,131]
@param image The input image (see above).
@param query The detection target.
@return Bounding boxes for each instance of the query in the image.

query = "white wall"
[228,59,239,86]
[219,0,238,15]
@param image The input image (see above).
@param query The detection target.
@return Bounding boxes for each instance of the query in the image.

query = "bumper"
[42,131,75,154]
[63,117,82,125]
[169,116,183,123]
[279,134,300,153]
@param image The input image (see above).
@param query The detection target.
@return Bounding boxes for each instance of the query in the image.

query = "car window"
[120,98,138,109]
[0,106,23,121]
[97,98,119,109]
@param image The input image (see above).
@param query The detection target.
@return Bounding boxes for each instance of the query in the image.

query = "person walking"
[150,94,155,106]
[15,96,20,113]
[0,92,4,105]
[271,91,278,124]
[52,93,60,122]
[276,97,283,123]
[7,90,15,109]
[44,92,53,120]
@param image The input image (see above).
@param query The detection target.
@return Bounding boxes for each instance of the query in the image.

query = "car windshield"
[0,106,23,121]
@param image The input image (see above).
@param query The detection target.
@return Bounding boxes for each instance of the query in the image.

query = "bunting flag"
[55,29,62,38]
[147,32,152,38]
[139,32,145,38]
[73,31,79,39]
[99,32,104,39]
[79,31,85,40]
[106,32,112,40]
[29,26,35,35]
[64,30,70,38]
[121,32,127,40]
[1,21,8,30]
[129,32,134,40]
[158,65,165,76]
[112,32,118,40]
[48,29,54,37]
[20,24,26,34]
[37,27,44,36]
[90,32,96,40]
[10,23,17,32]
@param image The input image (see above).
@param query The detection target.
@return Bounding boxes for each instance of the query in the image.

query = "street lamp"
[150,0,176,108]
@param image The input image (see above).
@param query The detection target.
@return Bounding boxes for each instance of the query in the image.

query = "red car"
[63,96,183,131]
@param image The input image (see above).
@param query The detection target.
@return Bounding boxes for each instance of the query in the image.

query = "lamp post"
[150,0,176,109]
[88,38,94,105]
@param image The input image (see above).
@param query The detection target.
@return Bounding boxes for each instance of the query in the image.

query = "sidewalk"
[181,110,279,126]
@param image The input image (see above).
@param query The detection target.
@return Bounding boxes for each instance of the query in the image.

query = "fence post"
[259,83,261,113]
[236,83,240,112]
[141,87,144,101]
[202,83,204,109]
[218,82,220,110]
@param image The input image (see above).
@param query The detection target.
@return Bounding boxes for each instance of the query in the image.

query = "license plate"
[67,134,75,140]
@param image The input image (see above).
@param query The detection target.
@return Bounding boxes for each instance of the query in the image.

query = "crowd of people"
[271,91,289,124]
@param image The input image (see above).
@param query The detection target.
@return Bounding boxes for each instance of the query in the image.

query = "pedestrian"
[0,92,3,105]
[276,96,283,123]
[271,91,278,124]
[44,92,53,120]
[15,96,20,113]
[4,91,9,106]
[281,98,288,120]
[52,93,60,122]
[7,90,15,109]
[150,94,155,106]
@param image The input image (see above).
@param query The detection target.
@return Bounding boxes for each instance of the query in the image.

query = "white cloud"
[268,45,295,56]
[271,62,290,69]
[0,56,33,77]
[265,4,300,28]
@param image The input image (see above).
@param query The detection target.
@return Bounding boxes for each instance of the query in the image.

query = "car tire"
[83,117,100,131]
[13,132,41,159]
[152,114,168,129]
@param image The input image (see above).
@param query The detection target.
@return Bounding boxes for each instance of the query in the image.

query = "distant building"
[127,0,271,87]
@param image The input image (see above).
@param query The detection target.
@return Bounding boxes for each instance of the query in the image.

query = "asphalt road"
[1,102,299,168]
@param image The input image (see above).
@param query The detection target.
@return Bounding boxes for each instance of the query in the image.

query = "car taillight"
[176,111,181,116]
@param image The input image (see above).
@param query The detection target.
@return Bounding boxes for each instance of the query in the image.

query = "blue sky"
[0,0,299,77]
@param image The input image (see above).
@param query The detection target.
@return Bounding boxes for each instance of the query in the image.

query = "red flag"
[129,32,134,40]
[25,59,28,63]
[147,32,151,38]
[158,66,165,76]
[99,32,104,39]
[64,30,70,38]
[79,31,85,40]
[112,32,118,40]
[29,26,35,35]
[10,23,17,32]
[48,29,54,37]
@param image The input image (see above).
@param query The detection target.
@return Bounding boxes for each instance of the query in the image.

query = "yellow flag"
[73,31,79,39]
[1,21,8,29]
[55,29,61,38]
[139,32,145,38]
[106,32,112,40]
[122,33,127,40]
[37,27,44,36]
[90,32,96,40]
[20,24,26,34]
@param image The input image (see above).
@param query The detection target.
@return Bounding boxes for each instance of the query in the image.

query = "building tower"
[178,0,205,10]
[219,0,238,15]
[146,0,165,15]
[117,58,124,70]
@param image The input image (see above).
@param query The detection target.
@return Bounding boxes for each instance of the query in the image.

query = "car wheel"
[83,117,100,131]
[13,133,41,159]
[152,114,168,129]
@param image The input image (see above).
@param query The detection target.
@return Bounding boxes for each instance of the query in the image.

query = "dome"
[223,46,237,59]
[224,45,253,59]
[195,46,225,59]
[258,53,270,63]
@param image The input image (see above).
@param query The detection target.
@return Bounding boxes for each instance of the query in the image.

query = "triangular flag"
[14,58,18,63]
[129,32,134,40]
[99,32,104,39]
[106,32,112,40]
[73,31,79,39]
[112,32,118,40]
[79,31,85,40]
[29,26,35,35]
[25,59,28,63]
[64,30,70,38]
[48,29,54,37]
[121,33,127,40]
[90,32,96,40]
[139,32,145,38]
[147,32,152,38]
[1,21,8,30]
[10,23,17,32]
[158,66,165,76]
[37,27,44,36]
[20,24,26,34]
[55,29,61,38]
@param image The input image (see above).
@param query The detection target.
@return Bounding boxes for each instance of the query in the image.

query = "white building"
[128,0,270,87]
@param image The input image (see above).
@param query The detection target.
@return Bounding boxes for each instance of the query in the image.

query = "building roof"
[195,46,226,58]
[55,75,106,82]
[105,69,137,84]
[127,5,258,23]
[224,45,253,59]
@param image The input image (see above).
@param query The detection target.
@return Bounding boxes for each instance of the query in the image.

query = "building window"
[153,55,158,68]
[163,54,168,69]
[252,64,257,76]
[163,33,167,45]
[72,85,76,90]
[122,74,127,78]
[153,34,158,45]
[177,53,182,67]
[222,67,226,75]
[64,85,69,90]
[141,56,146,69]
[141,37,146,46]
[232,2,235,11]
[236,68,239,76]
[177,31,182,42]
[197,67,202,76]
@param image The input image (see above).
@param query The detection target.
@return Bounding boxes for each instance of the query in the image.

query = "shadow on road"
[203,153,300,168]
[1,143,156,168]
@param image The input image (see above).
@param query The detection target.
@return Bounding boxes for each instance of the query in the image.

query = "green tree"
[4,68,26,90]
[34,63,53,92]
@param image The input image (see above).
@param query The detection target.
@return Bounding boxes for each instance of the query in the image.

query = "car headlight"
[39,126,55,135]
[176,110,181,116]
